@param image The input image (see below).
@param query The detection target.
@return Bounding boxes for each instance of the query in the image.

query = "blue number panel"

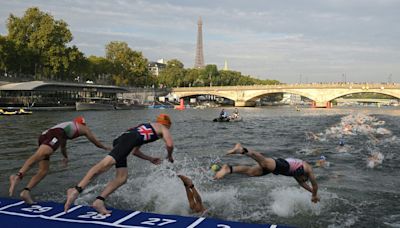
[0,197,295,228]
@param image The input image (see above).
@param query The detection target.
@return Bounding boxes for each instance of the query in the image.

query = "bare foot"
[214,164,231,179]
[64,188,79,212]
[226,143,244,155]
[9,175,20,197]
[92,199,111,215]
[178,175,193,187]
[20,190,35,204]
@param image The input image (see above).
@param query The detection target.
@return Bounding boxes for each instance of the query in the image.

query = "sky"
[0,0,399,83]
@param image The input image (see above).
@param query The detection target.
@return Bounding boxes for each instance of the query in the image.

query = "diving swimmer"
[214,143,320,203]
[64,114,174,215]
[8,116,111,204]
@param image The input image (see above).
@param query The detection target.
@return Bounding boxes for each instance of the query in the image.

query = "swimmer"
[343,124,353,134]
[8,117,111,204]
[306,132,320,141]
[215,143,320,203]
[64,114,174,215]
[367,152,384,168]
[339,139,345,146]
[178,175,207,216]
[315,155,329,168]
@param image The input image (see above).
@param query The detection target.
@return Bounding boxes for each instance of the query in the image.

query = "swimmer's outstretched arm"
[60,141,68,165]
[160,126,174,163]
[132,147,161,165]
[303,164,319,203]
[295,178,313,193]
[81,126,111,151]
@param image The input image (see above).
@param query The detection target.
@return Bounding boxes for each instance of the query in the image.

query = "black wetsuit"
[262,158,305,177]
[108,123,160,168]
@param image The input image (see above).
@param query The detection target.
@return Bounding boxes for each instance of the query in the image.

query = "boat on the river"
[0,108,33,115]
[213,115,243,122]
[229,115,243,122]
[213,117,230,122]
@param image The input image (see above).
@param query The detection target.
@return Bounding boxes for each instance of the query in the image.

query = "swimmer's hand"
[104,146,112,152]
[62,157,69,168]
[167,155,174,163]
[311,195,320,203]
[150,157,161,165]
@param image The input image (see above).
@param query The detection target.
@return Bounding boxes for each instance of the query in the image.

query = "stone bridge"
[171,83,400,107]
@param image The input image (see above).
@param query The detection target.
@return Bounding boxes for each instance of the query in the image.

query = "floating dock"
[0,197,293,228]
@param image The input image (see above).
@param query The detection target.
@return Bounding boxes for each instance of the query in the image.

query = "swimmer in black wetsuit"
[64,114,174,215]
[214,143,320,203]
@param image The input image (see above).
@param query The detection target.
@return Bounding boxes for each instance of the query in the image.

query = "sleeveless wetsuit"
[109,123,160,168]
[38,121,81,159]
[262,158,305,177]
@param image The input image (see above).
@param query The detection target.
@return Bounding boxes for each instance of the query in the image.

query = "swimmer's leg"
[9,145,53,196]
[92,167,127,215]
[21,159,50,204]
[178,175,196,210]
[244,150,276,172]
[178,175,206,214]
[191,186,207,214]
[65,156,115,212]
[226,143,244,155]
[214,164,263,179]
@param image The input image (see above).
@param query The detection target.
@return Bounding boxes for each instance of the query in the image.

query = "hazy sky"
[1,0,399,83]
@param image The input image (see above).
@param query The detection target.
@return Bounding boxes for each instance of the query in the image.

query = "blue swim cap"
[339,139,345,146]
[320,155,326,160]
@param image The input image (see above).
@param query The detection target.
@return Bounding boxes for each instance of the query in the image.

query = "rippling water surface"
[1,107,399,227]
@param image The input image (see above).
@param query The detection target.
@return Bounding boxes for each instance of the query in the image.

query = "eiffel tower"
[194,17,205,68]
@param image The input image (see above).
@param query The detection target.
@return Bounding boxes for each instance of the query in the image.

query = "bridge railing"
[172,83,400,91]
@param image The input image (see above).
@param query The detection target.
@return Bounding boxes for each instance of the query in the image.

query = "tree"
[0,35,18,75]
[6,7,76,80]
[85,55,114,83]
[202,64,219,86]
[157,59,185,87]
[184,68,201,87]
[105,41,149,86]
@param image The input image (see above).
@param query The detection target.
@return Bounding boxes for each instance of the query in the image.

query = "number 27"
[141,218,176,226]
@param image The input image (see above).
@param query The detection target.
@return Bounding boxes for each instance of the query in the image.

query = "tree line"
[0,7,279,87]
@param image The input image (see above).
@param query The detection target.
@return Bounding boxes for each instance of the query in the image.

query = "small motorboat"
[228,115,243,122]
[213,117,230,122]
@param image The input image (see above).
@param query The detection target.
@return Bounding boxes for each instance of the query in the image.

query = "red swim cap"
[156,114,171,127]
[74,116,86,125]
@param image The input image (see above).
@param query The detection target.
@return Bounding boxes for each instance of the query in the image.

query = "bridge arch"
[324,89,400,101]
[244,90,314,102]
[173,91,237,102]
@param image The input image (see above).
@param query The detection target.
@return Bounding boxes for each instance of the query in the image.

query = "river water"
[0,107,399,227]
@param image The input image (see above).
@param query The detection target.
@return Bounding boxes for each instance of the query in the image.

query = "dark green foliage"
[1,7,279,87]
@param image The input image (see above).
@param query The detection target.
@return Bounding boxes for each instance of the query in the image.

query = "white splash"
[269,187,322,217]
[367,151,384,168]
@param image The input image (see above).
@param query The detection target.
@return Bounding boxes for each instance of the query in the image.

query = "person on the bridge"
[64,114,174,215]
[9,116,111,204]
[214,143,320,204]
